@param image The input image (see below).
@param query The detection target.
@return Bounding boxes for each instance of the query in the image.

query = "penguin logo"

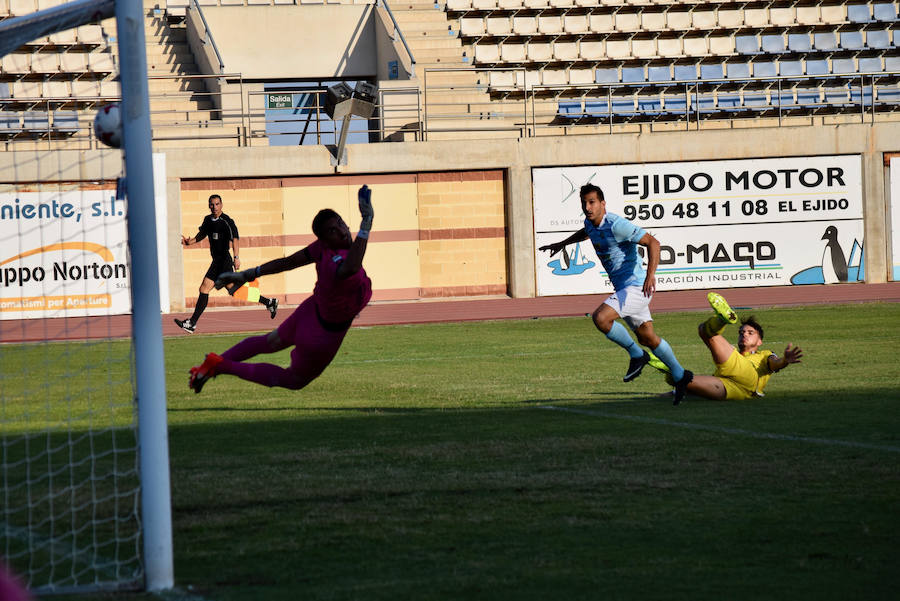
[820,225,848,284]
[790,225,864,284]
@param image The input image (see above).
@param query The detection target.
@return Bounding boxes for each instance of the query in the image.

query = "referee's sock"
[605,321,644,359]
[259,295,271,306]
[651,338,685,382]
[190,293,209,324]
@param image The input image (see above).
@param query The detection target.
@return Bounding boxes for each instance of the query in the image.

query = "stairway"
[387,0,524,140]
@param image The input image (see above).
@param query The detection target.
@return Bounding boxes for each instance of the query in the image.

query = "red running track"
[2,283,900,344]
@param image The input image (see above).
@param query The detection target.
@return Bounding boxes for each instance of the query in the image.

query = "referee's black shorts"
[204,256,234,282]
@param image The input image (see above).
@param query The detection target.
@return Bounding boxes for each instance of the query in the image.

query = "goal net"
[1,0,172,595]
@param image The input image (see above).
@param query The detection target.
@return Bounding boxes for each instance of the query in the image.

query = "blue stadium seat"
[814,32,838,51]
[700,63,725,80]
[787,33,812,52]
[873,2,897,21]
[735,35,760,55]
[806,59,829,76]
[797,88,822,106]
[743,91,768,108]
[859,57,883,73]
[832,58,856,74]
[875,84,900,105]
[840,31,865,50]
[0,110,19,139]
[584,99,610,118]
[850,86,874,107]
[779,60,803,77]
[674,64,697,81]
[717,92,741,109]
[824,85,850,105]
[648,65,671,83]
[886,56,900,72]
[664,95,688,114]
[726,62,751,79]
[773,89,795,109]
[753,62,777,78]
[22,111,50,137]
[637,95,662,113]
[595,67,618,84]
[696,93,715,112]
[52,110,79,135]
[848,4,872,23]
[622,66,645,83]
[557,100,582,120]
[612,96,636,116]
[866,30,891,49]
[761,34,786,54]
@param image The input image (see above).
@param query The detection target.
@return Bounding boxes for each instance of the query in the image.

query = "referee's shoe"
[174,318,195,333]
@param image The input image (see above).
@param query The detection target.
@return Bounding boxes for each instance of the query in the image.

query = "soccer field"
[12,302,900,600]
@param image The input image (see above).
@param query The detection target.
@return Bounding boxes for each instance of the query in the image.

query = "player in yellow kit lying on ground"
[650,292,803,401]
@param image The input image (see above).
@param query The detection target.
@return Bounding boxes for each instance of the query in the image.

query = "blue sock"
[605,321,644,359]
[652,338,685,382]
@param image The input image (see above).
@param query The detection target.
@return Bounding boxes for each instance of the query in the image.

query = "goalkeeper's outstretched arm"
[214,249,314,289]
[337,185,373,280]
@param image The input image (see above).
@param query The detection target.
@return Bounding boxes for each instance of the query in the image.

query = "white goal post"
[0,0,173,594]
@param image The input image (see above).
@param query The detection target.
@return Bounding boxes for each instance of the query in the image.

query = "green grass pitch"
[6,302,900,600]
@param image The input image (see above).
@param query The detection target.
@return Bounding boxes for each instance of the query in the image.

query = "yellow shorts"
[713,349,759,400]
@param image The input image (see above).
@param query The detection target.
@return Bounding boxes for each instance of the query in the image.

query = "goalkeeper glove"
[358,185,374,238]
[215,266,260,290]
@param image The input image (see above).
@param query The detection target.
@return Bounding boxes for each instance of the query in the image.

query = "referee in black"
[175,194,278,333]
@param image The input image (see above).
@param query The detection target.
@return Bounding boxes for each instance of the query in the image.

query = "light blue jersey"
[584,213,647,291]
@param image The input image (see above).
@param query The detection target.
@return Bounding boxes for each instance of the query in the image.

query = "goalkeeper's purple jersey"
[308,240,372,324]
[584,213,647,291]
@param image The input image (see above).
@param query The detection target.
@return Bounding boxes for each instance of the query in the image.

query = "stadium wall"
[2,121,896,313]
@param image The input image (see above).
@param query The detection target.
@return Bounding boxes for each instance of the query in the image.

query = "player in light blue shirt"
[539,184,693,405]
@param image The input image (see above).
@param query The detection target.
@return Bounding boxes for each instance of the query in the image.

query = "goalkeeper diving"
[188,185,374,393]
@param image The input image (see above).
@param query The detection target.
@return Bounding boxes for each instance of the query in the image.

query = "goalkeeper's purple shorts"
[277,296,350,388]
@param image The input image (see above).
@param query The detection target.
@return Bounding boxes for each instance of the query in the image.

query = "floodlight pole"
[116,0,175,592]
[331,114,352,166]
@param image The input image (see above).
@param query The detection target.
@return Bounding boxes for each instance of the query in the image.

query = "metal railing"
[188,0,226,74]
[379,0,416,78]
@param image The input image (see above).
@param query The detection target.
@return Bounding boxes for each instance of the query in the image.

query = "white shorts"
[603,285,653,330]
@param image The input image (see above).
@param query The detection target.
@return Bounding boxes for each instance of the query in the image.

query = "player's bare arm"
[768,343,803,372]
[638,232,660,297]
[231,238,241,269]
[538,228,588,256]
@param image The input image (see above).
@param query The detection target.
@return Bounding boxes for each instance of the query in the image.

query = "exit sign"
[267,93,293,109]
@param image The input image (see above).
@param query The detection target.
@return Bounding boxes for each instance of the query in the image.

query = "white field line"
[539,405,900,453]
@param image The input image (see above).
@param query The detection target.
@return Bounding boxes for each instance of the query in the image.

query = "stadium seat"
[487,17,511,36]
[806,59,829,76]
[717,91,741,109]
[10,0,36,17]
[550,0,574,7]
[514,70,540,89]
[512,17,537,36]
[797,88,821,106]
[667,10,692,31]
[11,81,42,99]
[824,85,850,105]
[875,82,900,105]
[76,25,104,46]
[595,67,618,83]
[584,98,610,118]
[569,69,594,85]
[0,112,20,139]
[691,9,715,30]
[726,62,751,79]
[52,110,79,134]
[501,43,526,62]
[553,42,578,61]
[563,15,588,34]
[787,33,812,53]
[700,63,724,80]
[859,57,883,73]
[524,0,548,8]
[622,66,645,83]
[446,0,470,9]
[683,37,708,57]
[460,18,486,37]
[605,40,631,59]
[866,30,891,49]
[761,34,786,54]
[779,59,803,77]
[48,28,78,46]
[541,70,567,86]
[612,95,636,116]
[31,52,59,76]
[1,54,30,75]
[638,95,663,114]
[850,86,874,107]
[795,6,820,25]
[753,61,777,78]
[813,32,838,51]
[588,14,613,33]
[641,12,665,31]
[473,0,497,9]
[735,34,760,55]
[538,16,562,35]
[474,44,500,64]
[44,81,69,99]
[770,7,794,26]
[632,39,658,58]
[60,53,87,73]
[840,31,865,50]
[614,13,640,32]
[873,3,896,21]
[674,64,698,81]
[744,8,767,27]
[657,38,683,58]
[488,70,515,89]
[527,42,551,62]
[648,65,671,82]
[717,8,742,28]
[664,94,688,114]
[22,110,50,137]
[580,41,604,61]
[773,89,795,108]
[743,91,768,108]
[832,58,856,74]
[848,4,872,23]
[820,5,846,23]
[709,36,734,56]
[575,0,599,6]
